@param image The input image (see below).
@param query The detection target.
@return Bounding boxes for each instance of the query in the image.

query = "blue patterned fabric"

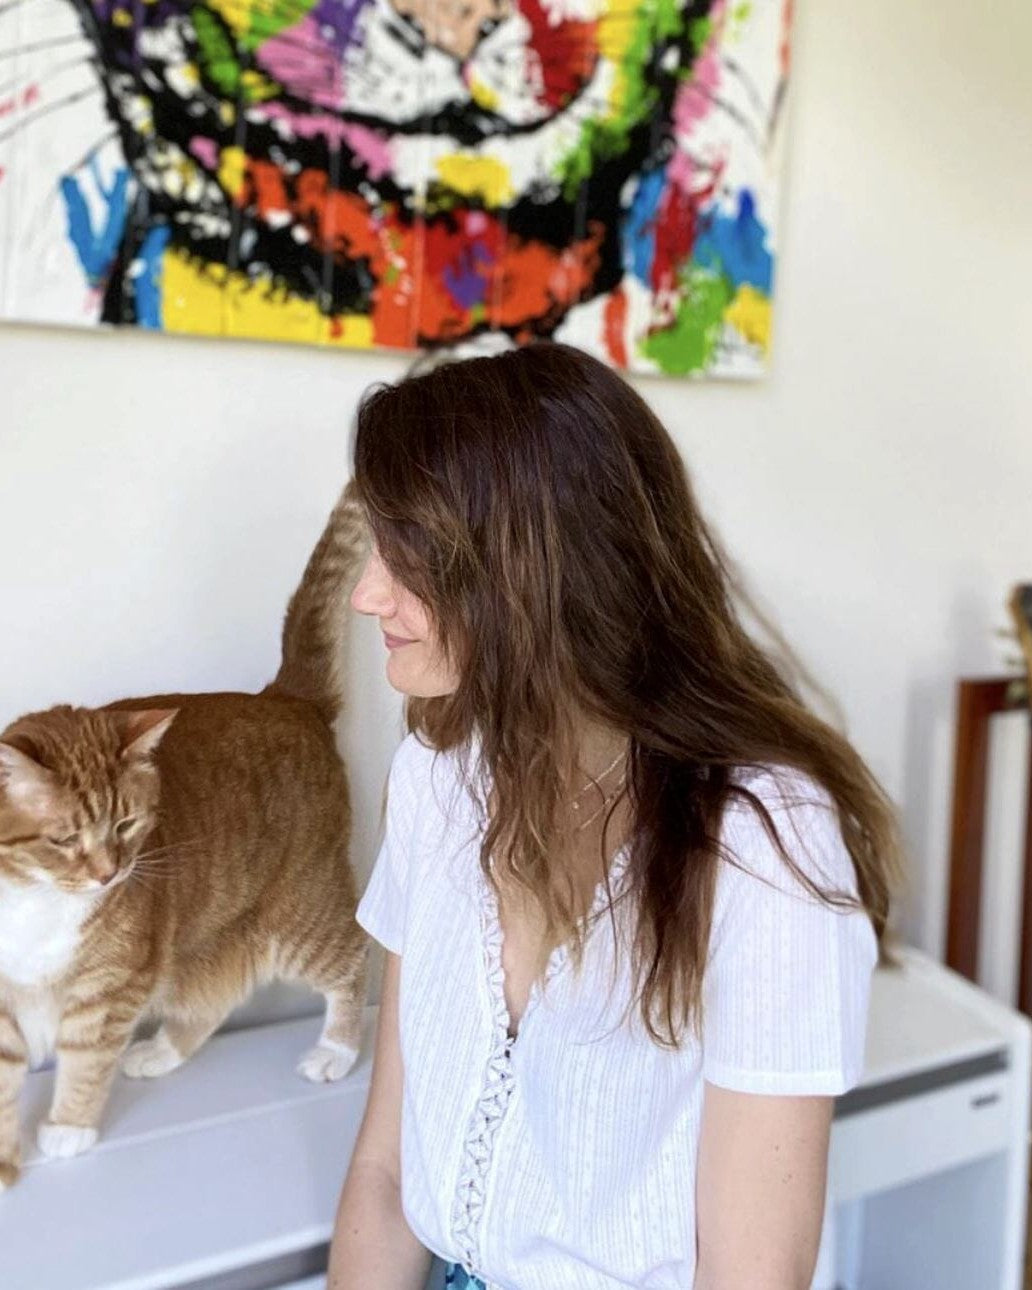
[443,1264,488,1290]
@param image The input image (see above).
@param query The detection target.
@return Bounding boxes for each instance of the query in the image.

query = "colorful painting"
[0,0,791,377]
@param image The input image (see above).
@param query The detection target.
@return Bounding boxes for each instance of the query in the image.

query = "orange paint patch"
[604,285,628,367]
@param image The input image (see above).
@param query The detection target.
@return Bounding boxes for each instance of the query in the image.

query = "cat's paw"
[296,1041,358,1083]
[37,1122,98,1159]
[120,1030,184,1079]
[0,1158,20,1190]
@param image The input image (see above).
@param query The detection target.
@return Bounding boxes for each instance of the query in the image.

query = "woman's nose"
[350,551,396,616]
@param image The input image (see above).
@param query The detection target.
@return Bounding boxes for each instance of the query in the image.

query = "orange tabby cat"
[0,482,369,1187]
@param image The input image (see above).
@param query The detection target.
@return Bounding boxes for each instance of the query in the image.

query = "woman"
[328,342,899,1289]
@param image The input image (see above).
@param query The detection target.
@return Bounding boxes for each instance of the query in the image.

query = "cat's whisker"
[0,82,102,147]
[0,0,46,22]
[59,126,121,182]
[130,858,177,874]
[0,33,90,60]
[132,850,190,871]
[135,838,203,861]
[719,53,766,118]
[0,52,94,99]
[683,81,764,153]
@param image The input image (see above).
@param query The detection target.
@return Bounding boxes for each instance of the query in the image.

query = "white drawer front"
[829,1071,1012,1203]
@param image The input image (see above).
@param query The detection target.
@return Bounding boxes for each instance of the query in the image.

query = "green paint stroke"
[687,15,712,49]
[192,8,243,97]
[557,0,686,198]
[192,8,284,103]
[236,0,319,53]
[640,265,732,375]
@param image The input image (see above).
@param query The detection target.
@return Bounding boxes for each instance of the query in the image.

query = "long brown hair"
[353,342,902,1046]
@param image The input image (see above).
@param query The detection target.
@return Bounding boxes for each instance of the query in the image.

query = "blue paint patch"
[134,225,171,329]
[693,189,773,294]
[623,169,666,286]
[60,159,130,288]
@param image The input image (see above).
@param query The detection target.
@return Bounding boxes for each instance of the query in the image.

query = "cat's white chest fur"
[0,877,97,987]
[0,877,99,1068]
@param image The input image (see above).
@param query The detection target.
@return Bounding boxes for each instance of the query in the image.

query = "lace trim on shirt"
[450,847,632,1276]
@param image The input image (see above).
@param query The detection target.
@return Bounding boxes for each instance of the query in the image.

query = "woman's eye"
[47,833,79,848]
[115,816,139,837]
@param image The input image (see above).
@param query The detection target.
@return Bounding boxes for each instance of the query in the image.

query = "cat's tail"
[271,480,368,725]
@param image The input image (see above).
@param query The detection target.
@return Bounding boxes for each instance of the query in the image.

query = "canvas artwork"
[0,0,791,377]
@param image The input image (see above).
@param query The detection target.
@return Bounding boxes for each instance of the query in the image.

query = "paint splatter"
[4,0,791,376]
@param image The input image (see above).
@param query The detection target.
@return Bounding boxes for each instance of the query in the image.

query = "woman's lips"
[383,633,416,650]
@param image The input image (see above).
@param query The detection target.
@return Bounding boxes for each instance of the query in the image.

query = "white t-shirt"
[356,733,878,1290]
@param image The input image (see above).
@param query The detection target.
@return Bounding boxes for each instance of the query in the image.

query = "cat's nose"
[389,0,512,61]
[90,854,119,885]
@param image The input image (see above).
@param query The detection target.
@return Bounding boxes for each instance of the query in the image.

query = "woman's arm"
[694,1081,833,1290]
[327,951,432,1290]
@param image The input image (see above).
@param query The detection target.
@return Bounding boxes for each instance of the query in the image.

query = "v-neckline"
[466,729,634,1045]
[477,843,632,1046]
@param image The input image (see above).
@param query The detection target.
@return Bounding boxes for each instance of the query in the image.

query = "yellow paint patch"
[218,146,247,202]
[436,154,513,207]
[207,0,252,37]
[240,69,278,103]
[161,247,374,349]
[468,78,499,111]
[597,0,639,116]
[725,284,772,354]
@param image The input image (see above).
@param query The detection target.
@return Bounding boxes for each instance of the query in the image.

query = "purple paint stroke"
[443,241,494,310]
[312,0,377,54]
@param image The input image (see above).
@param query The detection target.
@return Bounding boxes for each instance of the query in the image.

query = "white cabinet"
[817,949,1032,1290]
[4,950,1029,1289]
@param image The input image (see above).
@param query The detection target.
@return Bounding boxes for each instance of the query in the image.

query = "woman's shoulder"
[388,730,478,819]
[390,730,438,780]
[719,763,857,897]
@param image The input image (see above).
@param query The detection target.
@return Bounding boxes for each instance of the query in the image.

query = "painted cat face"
[57,0,785,373]
[0,708,175,893]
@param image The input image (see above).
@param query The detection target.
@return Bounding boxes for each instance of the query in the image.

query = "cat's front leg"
[0,1003,28,1188]
[38,985,148,1160]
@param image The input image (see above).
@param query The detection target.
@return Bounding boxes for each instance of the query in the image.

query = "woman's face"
[350,545,461,698]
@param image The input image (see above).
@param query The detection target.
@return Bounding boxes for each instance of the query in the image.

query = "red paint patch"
[604,286,628,367]
[518,0,599,111]
[780,0,792,75]
[651,182,696,297]
[203,154,607,347]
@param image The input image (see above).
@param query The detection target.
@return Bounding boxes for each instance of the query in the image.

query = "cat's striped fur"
[0,482,370,1187]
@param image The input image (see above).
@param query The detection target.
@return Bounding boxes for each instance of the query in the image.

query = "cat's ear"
[114,710,179,762]
[0,740,55,810]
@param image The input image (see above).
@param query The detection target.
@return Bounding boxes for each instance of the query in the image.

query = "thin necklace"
[573,775,627,832]
[569,749,628,833]
[569,748,625,806]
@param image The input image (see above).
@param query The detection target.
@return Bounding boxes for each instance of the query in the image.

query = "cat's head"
[0,706,177,894]
[67,0,727,354]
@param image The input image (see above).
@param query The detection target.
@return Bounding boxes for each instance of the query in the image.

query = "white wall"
[1,0,1030,1005]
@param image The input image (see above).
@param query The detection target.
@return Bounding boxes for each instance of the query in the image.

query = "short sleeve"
[701,770,878,1096]
[355,733,425,955]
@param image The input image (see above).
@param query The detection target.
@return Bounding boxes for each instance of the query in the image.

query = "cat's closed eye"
[47,833,80,849]
[115,817,141,838]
